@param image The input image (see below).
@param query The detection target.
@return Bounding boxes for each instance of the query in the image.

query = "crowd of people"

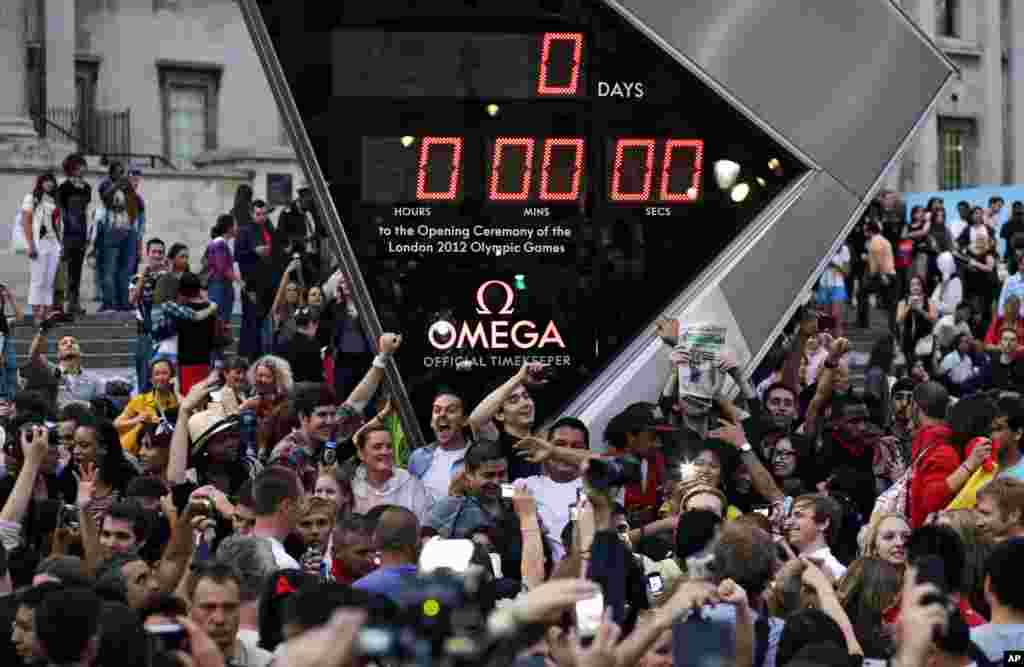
[1,169,1023,667]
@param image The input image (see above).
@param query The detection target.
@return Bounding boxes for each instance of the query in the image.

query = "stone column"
[0,0,37,139]
[1010,1,1024,183]
[44,0,75,111]
[913,0,939,192]
[981,0,1004,185]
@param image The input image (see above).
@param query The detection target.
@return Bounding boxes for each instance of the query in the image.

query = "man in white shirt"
[520,417,589,561]
[409,390,472,502]
[215,535,278,652]
[784,494,847,581]
[251,466,305,569]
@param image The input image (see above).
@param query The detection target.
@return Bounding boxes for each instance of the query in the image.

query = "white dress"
[21,192,61,306]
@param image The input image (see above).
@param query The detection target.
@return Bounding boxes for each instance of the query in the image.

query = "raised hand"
[510,578,602,625]
[75,461,97,506]
[828,337,850,361]
[661,580,719,622]
[655,317,680,341]
[181,376,216,413]
[22,424,49,465]
[571,609,621,667]
[378,332,402,355]
[511,482,538,519]
[717,578,749,609]
[514,436,553,464]
[708,417,745,449]
[518,361,549,386]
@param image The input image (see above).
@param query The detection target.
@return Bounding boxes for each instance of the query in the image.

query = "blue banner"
[902,186,1020,255]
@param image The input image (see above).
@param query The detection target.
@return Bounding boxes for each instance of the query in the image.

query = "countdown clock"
[244,0,954,446]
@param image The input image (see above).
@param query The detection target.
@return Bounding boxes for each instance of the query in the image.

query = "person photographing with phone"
[423,439,553,590]
[27,312,101,411]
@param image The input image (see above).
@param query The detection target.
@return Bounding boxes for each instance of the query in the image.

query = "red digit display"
[489,137,535,201]
[538,32,584,96]
[416,136,463,200]
[539,138,585,201]
[610,139,656,201]
[659,139,704,203]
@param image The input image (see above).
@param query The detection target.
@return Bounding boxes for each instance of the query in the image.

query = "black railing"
[33,106,130,154]
[31,107,176,170]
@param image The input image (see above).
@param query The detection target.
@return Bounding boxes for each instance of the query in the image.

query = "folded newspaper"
[673,324,727,406]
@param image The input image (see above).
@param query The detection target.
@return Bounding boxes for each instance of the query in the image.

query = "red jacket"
[909,423,959,527]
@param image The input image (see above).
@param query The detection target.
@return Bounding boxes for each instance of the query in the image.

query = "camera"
[356,539,497,665]
[585,456,642,490]
[39,313,61,334]
[146,623,188,660]
[59,504,79,530]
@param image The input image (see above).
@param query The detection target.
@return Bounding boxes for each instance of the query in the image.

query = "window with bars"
[941,127,963,189]
[939,117,975,190]
[157,62,221,167]
[936,0,959,38]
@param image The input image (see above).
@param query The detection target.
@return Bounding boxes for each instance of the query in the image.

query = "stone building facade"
[0,0,302,272]
[884,0,1024,191]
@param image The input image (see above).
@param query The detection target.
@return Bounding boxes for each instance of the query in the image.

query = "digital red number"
[659,139,704,202]
[416,136,463,200]
[539,138,585,201]
[610,139,656,201]
[489,137,535,201]
[538,32,584,96]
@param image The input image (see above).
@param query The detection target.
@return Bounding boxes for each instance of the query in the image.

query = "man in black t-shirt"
[467,363,547,481]
[174,272,217,394]
[57,154,91,316]
[277,307,325,383]
[1001,201,1024,272]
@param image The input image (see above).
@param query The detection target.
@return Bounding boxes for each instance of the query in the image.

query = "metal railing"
[33,106,130,153]
[30,107,176,170]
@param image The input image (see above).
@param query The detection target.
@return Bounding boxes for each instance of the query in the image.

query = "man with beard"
[423,439,551,586]
[27,324,100,410]
[408,389,473,502]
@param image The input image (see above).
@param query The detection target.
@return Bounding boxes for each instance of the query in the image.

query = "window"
[939,117,976,189]
[936,0,959,38]
[941,126,963,189]
[157,62,222,167]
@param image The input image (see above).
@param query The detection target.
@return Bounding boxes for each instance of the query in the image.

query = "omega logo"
[428,280,566,350]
